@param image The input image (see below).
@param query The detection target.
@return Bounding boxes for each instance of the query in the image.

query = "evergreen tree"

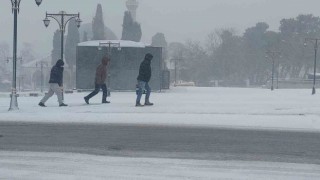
[65,19,80,68]
[152,33,167,47]
[121,11,142,42]
[151,33,168,60]
[279,14,320,78]
[51,30,61,65]
[92,4,106,40]
[65,19,80,88]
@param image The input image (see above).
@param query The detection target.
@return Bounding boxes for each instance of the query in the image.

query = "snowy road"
[1,87,320,178]
[1,122,320,164]
[1,151,320,180]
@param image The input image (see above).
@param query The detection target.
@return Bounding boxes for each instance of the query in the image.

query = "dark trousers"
[85,83,108,102]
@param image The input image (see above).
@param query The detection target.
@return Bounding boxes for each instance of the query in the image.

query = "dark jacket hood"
[144,53,153,62]
[101,56,110,66]
[56,59,64,67]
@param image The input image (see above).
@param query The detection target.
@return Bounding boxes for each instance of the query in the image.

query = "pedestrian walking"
[84,56,110,104]
[38,59,67,107]
[136,53,154,107]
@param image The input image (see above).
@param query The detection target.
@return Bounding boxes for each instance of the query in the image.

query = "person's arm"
[58,68,63,87]
[95,66,103,84]
[101,68,107,83]
[139,63,147,80]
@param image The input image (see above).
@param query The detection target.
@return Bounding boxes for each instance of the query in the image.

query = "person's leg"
[144,82,153,106]
[84,84,100,104]
[40,84,54,104]
[101,84,110,103]
[145,82,151,101]
[52,84,64,105]
[136,81,146,106]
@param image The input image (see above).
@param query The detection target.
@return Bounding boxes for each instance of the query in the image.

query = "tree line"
[168,14,320,86]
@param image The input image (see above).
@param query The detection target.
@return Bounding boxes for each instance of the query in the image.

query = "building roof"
[78,40,150,48]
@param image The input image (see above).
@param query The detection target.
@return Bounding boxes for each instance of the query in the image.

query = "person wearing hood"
[136,53,154,107]
[84,56,110,104]
[39,59,67,107]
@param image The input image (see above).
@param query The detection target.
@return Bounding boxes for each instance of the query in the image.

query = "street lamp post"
[171,57,182,86]
[43,11,81,100]
[98,41,122,96]
[6,57,22,91]
[43,11,82,61]
[36,61,48,93]
[174,60,177,86]
[304,38,320,95]
[265,51,281,91]
[171,50,183,87]
[8,0,43,111]
[276,58,280,89]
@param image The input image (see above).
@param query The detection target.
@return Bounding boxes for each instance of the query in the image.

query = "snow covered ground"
[1,151,320,180]
[1,87,320,179]
[0,87,320,131]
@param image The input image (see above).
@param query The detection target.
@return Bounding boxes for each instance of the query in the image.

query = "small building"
[76,40,164,91]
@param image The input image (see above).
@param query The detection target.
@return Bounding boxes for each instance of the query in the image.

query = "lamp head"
[76,18,82,28]
[43,17,50,28]
[35,0,42,6]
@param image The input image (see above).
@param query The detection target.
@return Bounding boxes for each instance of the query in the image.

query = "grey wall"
[76,46,163,91]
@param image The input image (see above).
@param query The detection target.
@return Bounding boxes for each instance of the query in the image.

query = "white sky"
[1,0,320,57]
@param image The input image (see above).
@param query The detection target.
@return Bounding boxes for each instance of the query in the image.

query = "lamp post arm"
[46,14,64,31]
[63,14,80,29]
[305,38,318,49]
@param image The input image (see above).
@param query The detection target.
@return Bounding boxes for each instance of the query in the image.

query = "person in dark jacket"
[39,59,67,107]
[84,56,110,104]
[136,53,154,107]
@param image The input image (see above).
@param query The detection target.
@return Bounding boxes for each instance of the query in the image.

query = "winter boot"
[102,100,110,104]
[135,102,144,107]
[84,97,89,104]
[102,92,110,104]
[144,100,154,106]
[38,102,46,107]
[59,103,68,107]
